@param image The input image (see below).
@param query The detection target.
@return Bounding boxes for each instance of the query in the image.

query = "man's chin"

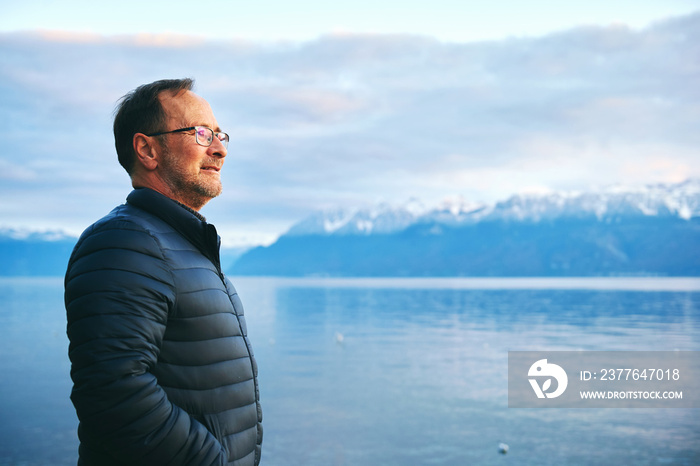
[198,183,223,200]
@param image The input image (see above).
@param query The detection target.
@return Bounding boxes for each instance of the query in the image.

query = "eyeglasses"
[146,126,229,149]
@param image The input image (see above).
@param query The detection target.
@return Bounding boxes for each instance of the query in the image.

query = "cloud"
[1,12,699,245]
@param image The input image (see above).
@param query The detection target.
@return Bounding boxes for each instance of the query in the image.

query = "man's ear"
[133,133,160,171]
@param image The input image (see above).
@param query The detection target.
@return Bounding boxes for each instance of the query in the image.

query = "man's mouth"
[201,165,221,172]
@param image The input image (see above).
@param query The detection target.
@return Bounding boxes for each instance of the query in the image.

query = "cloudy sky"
[1,1,699,246]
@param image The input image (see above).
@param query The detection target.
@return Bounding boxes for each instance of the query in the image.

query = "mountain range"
[0,228,248,277]
[2,180,698,277]
[231,180,700,276]
[0,228,77,277]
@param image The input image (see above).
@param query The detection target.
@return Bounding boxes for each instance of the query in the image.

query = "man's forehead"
[159,90,215,123]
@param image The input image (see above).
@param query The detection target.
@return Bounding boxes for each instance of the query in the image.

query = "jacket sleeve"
[65,219,226,465]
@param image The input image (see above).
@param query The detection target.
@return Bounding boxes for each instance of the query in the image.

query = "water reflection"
[235,278,700,466]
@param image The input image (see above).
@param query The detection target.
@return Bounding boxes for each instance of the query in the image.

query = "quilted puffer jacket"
[65,188,262,465]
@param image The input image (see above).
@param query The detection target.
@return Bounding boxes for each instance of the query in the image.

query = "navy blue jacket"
[65,188,262,465]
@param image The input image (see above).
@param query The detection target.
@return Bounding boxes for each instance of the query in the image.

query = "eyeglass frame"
[146,126,229,149]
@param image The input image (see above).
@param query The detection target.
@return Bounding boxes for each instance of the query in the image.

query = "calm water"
[0,277,699,465]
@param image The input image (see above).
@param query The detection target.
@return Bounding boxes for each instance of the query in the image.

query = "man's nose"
[210,136,227,158]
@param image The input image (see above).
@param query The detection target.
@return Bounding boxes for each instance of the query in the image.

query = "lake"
[1,277,699,465]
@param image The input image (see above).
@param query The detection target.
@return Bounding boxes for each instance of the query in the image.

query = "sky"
[1,1,699,246]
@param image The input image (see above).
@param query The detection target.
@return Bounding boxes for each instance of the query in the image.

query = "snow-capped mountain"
[285,180,700,236]
[285,199,429,236]
[0,228,77,276]
[483,179,700,222]
[232,180,700,277]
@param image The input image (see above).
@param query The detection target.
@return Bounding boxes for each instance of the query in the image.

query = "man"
[65,79,262,465]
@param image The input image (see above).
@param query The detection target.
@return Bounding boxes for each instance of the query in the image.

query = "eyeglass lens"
[194,127,228,149]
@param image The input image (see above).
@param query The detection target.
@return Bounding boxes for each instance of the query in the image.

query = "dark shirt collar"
[174,199,207,223]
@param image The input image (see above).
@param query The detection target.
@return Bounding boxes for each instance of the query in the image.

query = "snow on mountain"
[486,179,700,222]
[285,199,428,236]
[418,196,490,225]
[0,227,76,242]
[284,207,355,236]
[285,180,700,236]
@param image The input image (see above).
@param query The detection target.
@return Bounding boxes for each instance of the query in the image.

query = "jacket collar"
[126,188,222,271]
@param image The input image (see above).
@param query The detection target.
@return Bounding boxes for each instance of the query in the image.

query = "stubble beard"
[160,143,223,210]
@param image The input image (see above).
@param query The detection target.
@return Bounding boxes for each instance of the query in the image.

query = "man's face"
[155,90,227,210]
